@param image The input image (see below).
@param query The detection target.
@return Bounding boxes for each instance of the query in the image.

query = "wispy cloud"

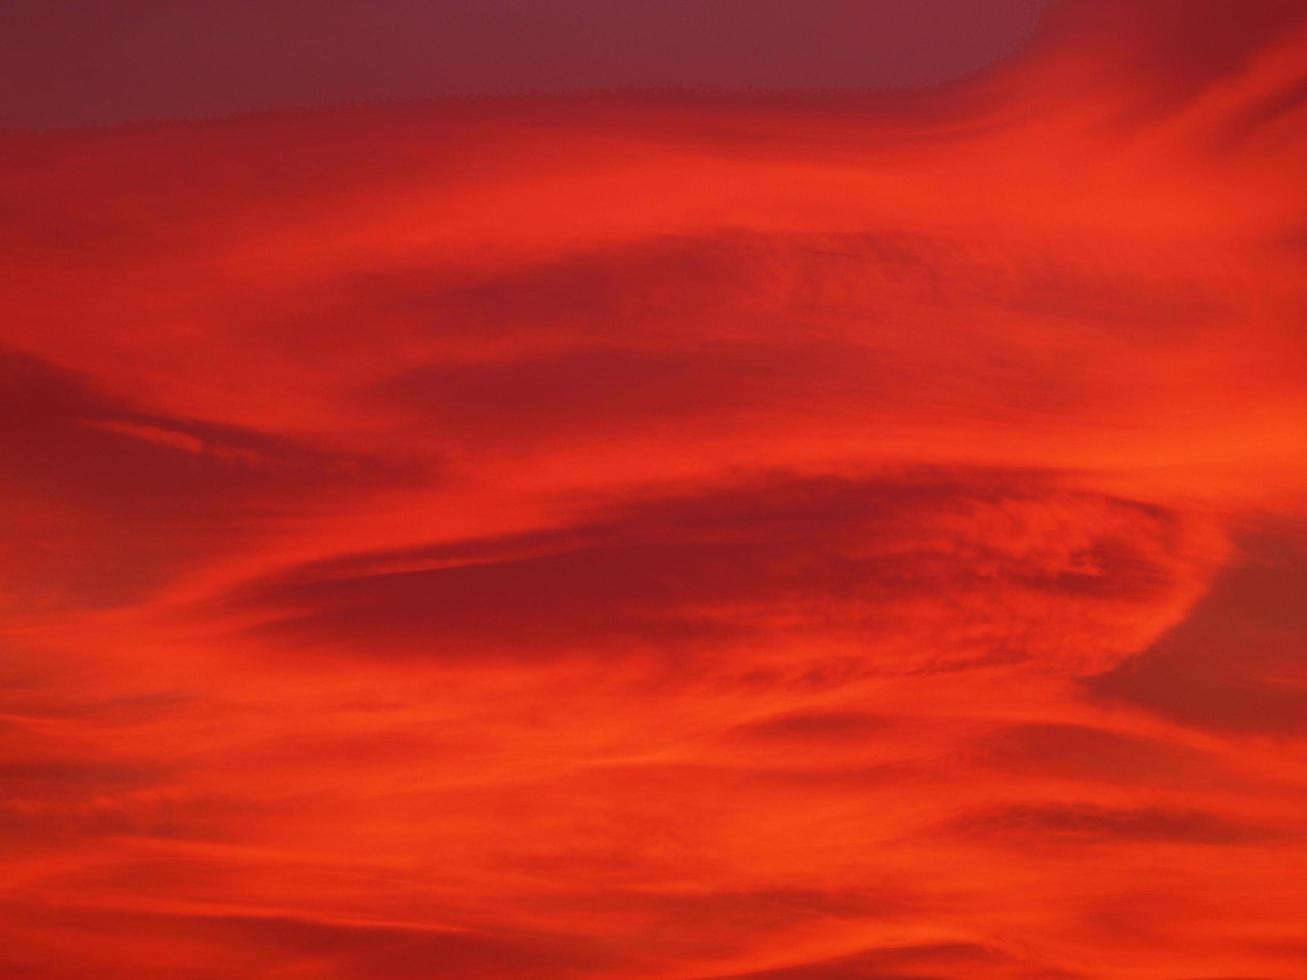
[4,2,1307,977]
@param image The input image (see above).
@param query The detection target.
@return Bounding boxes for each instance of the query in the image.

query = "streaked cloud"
[4,2,1307,977]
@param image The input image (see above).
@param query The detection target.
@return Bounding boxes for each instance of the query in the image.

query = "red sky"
[3,2,1307,977]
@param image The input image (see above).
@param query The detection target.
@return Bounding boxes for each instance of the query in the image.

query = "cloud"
[1085,528,1307,734]
[964,722,1222,785]
[223,469,1221,674]
[702,940,1075,980]
[0,348,419,611]
[726,709,891,744]
[939,802,1279,847]
[3,3,1307,978]
[0,904,615,980]
[367,340,900,446]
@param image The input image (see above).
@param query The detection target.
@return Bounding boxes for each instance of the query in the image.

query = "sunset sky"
[4,2,1307,977]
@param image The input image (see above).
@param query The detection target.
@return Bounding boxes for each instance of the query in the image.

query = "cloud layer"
[4,2,1307,977]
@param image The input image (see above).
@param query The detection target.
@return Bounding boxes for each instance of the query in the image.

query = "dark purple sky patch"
[1,0,1046,128]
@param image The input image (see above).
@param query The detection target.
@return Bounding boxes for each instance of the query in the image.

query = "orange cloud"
[4,2,1307,977]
